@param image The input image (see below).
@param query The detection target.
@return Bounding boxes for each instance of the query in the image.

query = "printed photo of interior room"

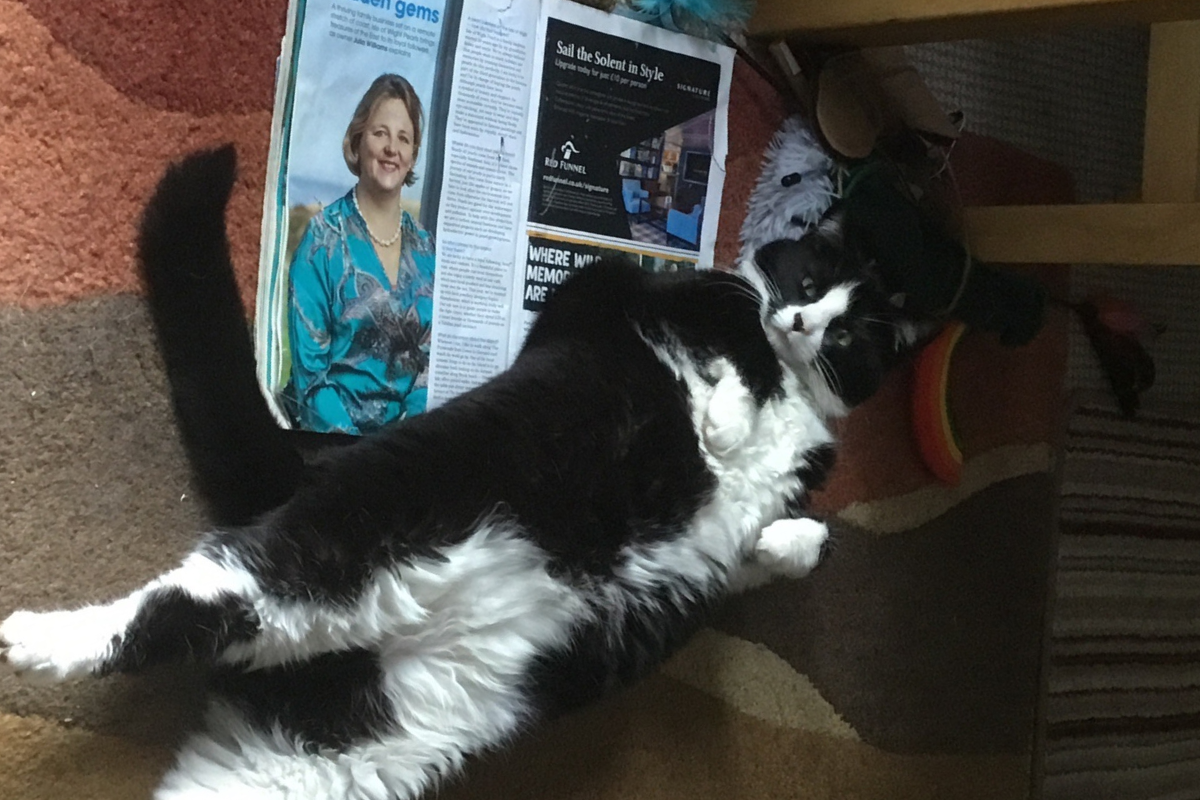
[618,110,715,252]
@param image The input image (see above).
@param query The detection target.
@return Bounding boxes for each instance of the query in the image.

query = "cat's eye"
[801,277,818,299]
[831,329,853,347]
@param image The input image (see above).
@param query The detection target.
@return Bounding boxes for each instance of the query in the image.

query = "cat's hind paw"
[754,517,829,579]
[0,606,124,684]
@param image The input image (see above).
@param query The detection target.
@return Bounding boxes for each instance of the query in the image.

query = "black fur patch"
[797,443,837,493]
[526,582,714,718]
[213,648,397,752]
[784,443,838,518]
[103,588,259,674]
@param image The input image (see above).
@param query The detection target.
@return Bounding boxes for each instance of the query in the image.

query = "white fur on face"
[732,260,854,418]
[765,282,856,364]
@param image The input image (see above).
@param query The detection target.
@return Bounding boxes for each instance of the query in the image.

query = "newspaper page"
[508,0,734,347]
[255,0,732,433]
[424,0,539,407]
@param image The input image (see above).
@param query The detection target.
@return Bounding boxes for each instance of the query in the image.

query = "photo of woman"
[285,73,436,434]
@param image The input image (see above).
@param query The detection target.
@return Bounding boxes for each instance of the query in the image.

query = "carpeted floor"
[1,1,1070,797]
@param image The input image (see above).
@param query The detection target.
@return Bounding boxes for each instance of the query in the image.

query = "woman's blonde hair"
[342,74,424,187]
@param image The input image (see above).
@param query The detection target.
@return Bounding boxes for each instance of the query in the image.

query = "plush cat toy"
[740,117,837,258]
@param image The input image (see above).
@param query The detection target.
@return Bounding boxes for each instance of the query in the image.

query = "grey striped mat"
[1042,402,1200,800]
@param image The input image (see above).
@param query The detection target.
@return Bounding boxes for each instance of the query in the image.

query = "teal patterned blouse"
[286,192,435,434]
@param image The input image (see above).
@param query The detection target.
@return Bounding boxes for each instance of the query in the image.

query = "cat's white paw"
[704,414,752,457]
[703,375,756,457]
[0,606,124,683]
[754,518,829,579]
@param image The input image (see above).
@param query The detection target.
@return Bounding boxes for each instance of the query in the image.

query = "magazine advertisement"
[255,0,733,435]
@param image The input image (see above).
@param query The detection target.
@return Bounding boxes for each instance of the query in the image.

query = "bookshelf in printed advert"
[255,0,733,436]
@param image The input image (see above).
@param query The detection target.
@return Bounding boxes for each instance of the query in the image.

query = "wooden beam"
[962,203,1200,264]
[1142,21,1200,203]
[749,0,1200,46]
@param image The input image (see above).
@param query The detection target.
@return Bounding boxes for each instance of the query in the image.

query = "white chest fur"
[633,338,834,595]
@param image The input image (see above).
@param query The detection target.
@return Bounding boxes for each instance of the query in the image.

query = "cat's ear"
[753,238,791,272]
[815,202,849,245]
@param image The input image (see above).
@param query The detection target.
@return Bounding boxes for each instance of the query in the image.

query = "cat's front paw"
[0,606,121,683]
[704,413,753,457]
[754,518,829,579]
[703,375,756,457]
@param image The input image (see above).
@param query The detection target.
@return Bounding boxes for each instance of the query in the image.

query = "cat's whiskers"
[815,352,844,399]
[730,281,767,309]
[763,276,784,307]
[859,314,898,328]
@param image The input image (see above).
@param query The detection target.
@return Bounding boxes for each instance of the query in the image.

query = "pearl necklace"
[351,186,403,248]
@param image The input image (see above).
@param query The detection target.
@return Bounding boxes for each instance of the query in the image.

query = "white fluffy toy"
[739,115,837,259]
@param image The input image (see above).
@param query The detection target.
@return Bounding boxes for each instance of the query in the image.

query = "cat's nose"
[792,312,807,333]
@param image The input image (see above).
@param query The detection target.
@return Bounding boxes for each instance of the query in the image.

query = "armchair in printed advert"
[667,198,703,245]
[622,178,651,214]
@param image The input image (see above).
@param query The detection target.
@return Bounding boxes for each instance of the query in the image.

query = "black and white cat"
[0,147,911,799]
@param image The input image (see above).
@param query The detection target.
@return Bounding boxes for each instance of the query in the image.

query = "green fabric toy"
[840,158,1047,348]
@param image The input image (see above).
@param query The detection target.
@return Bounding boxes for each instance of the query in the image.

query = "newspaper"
[255,0,734,434]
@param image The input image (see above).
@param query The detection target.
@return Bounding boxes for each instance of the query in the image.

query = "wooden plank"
[962,203,1200,264]
[749,0,1200,46]
[1142,21,1200,203]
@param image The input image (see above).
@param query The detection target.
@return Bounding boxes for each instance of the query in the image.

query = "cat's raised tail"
[137,145,306,526]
